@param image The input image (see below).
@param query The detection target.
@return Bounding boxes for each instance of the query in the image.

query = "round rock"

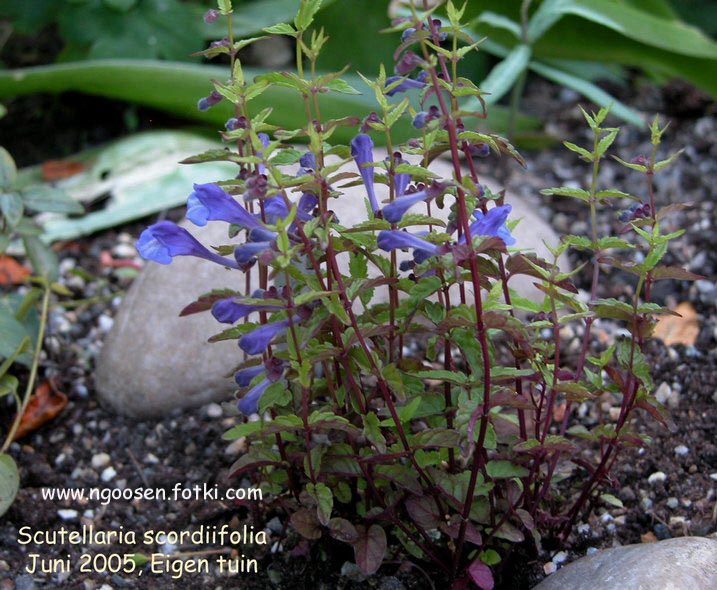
[532,537,717,590]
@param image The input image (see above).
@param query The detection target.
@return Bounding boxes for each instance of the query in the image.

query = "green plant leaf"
[0,147,17,190]
[0,453,19,517]
[0,192,23,227]
[486,460,529,479]
[21,186,84,214]
[22,236,59,282]
[480,44,531,104]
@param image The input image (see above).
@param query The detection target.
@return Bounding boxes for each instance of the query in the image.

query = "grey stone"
[533,537,717,590]
[96,153,568,417]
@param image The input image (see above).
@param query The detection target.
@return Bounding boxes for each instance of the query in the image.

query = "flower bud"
[204,9,219,24]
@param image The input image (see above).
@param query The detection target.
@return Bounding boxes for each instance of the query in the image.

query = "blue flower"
[197,90,223,111]
[257,133,270,175]
[377,230,439,258]
[137,221,238,268]
[238,378,271,415]
[239,317,298,355]
[299,152,316,170]
[385,76,426,97]
[351,134,380,213]
[260,196,289,224]
[211,298,281,324]
[464,204,515,245]
[234,241,273,266]
[382,181,446,223]
[382,189,430,223]
[187,183,261,228]
[297,192,318,222]
[234,365,266,387]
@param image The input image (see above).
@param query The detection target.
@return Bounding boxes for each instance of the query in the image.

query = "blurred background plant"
[0,0,714,142]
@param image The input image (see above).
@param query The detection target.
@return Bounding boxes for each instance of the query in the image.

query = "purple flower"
[239,316,299,355]
[204,9,219,24]
[211,298,282,324]
[385,76,426,97]
[382,189,430,223]
[377,230,439,258]
[382,181,446,223]
[395,51,423,75]
[464,204,515,246]
[256,133,270,175]
[197,90,223,111]
[187,183,261,228]
[238,378,270,415]
[299,152,316,170]
[234,365,265,387]
[234,241,273,265]
[262,196,290,224]
[401,27,416,42]
[297,192,318,222]
[137,221,238,268]
[351,134,380,212]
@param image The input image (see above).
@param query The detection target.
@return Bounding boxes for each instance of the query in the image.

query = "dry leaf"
[641,531,658,543]
[14,380,68,440]
[0,255,31,285]
[653,302,700,346]
[41,159,87,181]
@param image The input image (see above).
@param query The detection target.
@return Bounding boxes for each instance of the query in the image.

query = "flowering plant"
[137,0,694,586]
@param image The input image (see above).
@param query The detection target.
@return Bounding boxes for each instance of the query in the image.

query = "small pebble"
[710,473,717,482]
[14,575,35,590]
[553,551,568,565]
[586,547,598,556]
[144,453,159,464]
[654,523,671,540]
[206,403,223,418]
[91,453,111,469]
[666,497,679,509]
[543,562,557,575]
[641,497,653,511]
[647,471,667,485]
[101,466,117,482]
[58,509,78,521]
[97,314,114,333]
[674,444,689,456]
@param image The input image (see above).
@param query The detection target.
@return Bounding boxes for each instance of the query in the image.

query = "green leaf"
[412,428,462,448]
[0,307,34,365]
[0,453,19,517]
[307,482,333,526]
[0,192,23,227]
[222,421,262,440]
[480,44,532,104]
[295,0,323,30]
[563,0,717,60]
[325,79,362,95]
[486,460,529,479]
[0,374,19,398]
[601,493,624,508]
[21,186,84,214]
[263,22,298,36]
[257,381,292,413]
[529,60,644,127]
[363,412,386,453]
[0,146,17,190]
[476,11,521,38]
[541,187,590,202]
[22,236,59,281]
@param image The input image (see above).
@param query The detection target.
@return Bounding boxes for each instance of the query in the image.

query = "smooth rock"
[96,153,568,417]
[532,537,717,590]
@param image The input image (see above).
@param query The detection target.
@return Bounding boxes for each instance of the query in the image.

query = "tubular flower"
[351,134,380,212]
[234,365,266,387]
[465,204,516,246]
[377,230,440,258]
[385,76,426,97]
[137,221,238,268]
[211,298,282,324]
[234,241,274,266]
[187,183,261,229]
[382,181,446,224]
[239,315,301,355]
[238,378,271,415]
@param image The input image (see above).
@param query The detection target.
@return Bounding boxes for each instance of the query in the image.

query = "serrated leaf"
[325,78,361,95]
[541,187,590,201]
[222,421,262,440]
[263,22,298,36]
[412,428,461,448]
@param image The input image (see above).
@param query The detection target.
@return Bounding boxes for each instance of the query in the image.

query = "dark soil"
[1,74,716,590]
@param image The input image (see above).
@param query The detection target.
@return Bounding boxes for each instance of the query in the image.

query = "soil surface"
[1,74,716,590]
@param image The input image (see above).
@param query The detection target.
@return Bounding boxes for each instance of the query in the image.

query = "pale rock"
[100,466,117,482]
[532,538,717,590]
[96,153,568,417]
[91,453,111,469]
